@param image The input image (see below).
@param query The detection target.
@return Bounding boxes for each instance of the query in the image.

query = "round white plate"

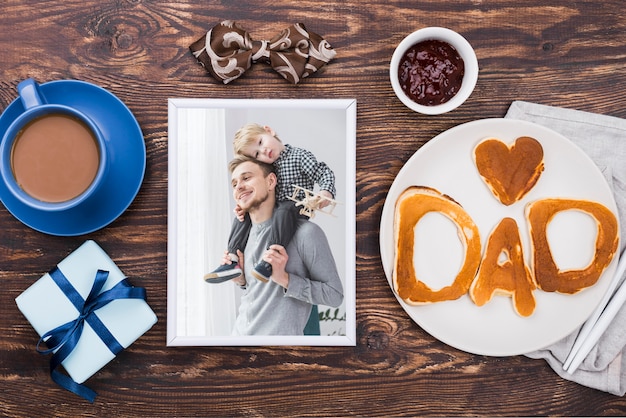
[379,118,619,356]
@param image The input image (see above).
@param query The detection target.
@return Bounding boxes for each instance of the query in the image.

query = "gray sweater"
[233,218,344,336]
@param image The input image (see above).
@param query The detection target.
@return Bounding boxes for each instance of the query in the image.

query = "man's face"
[231,161,274,212]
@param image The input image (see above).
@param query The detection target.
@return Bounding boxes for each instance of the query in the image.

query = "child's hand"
[234,204,245,222]
[317,190,334,209]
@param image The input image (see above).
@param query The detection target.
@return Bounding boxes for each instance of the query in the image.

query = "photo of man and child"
[167,99,356,346]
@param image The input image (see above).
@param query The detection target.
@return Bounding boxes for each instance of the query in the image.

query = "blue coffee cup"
[0,78,109,212]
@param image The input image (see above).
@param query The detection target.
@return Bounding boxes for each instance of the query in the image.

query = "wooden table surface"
[1,0,626,416]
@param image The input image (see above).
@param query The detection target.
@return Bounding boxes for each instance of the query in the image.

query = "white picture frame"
[166,98,356,346]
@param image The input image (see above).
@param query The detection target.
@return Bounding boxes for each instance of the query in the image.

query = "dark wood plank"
[0,0,626,416]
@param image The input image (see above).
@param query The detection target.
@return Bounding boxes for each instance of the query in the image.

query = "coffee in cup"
[12,113,100,203]
[0,79,108,212]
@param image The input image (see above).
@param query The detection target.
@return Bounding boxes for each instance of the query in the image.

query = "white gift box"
[15,240,157,385]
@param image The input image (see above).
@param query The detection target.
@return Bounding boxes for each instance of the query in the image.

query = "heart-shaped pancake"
[474,136,544,206]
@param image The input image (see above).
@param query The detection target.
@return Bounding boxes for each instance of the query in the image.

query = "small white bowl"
[390,27,478,115]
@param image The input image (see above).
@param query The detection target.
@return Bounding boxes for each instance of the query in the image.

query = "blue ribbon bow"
[36,267,147,403]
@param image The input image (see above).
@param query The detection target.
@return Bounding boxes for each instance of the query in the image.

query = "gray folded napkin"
[505,100,626,395]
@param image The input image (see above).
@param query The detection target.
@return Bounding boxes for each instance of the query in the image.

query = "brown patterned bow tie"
[189,20,337,84]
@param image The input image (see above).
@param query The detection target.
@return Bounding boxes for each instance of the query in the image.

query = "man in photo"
[220,155,344,335]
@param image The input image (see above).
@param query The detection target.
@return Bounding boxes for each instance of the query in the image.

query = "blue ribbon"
[36,267,147,403]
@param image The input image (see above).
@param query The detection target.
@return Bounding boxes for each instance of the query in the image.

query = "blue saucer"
[0,80,146,236]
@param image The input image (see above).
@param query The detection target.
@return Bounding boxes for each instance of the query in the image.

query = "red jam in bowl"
[397,39,465,106]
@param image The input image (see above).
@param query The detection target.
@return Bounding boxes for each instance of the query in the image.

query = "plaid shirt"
[274,144,336,201]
